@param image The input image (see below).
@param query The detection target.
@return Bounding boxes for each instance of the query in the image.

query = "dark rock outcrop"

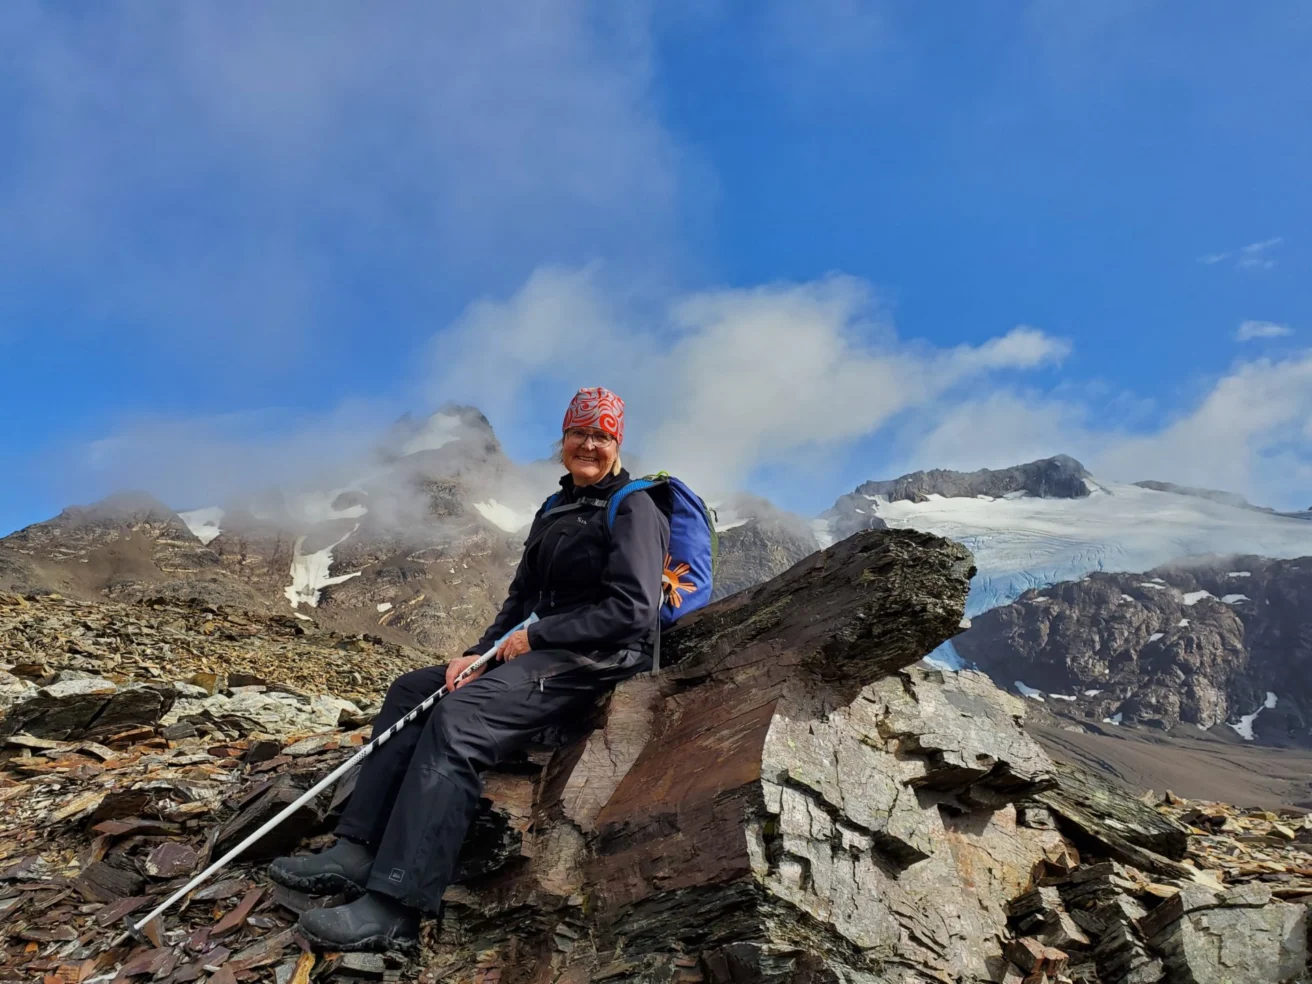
[952,556,1312,742]
[711,495,819,601]
[0,677,176,740]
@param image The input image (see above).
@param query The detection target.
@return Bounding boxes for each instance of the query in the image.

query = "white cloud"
[0,2,688,362]
[1236,237,1284,270]
[895,352,1312,511]
[428,267,1070,497]
[1235,320,1292,342]
[66,403,398,513]
[1198,237,1284,271]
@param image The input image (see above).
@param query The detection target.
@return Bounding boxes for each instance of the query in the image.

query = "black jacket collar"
[558,468,630,503]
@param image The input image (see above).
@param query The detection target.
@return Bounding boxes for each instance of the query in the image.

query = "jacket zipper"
[540,519,572,612]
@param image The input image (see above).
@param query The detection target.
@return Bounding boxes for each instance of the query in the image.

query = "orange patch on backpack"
[662,554,696,608]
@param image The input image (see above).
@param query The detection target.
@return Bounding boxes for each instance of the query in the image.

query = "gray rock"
[0,680,175,740]
[712,495,819,601]
[161,689,361,738]
[0,670,38,714]
[1146,883,1309,984]
[430,529,1078,983]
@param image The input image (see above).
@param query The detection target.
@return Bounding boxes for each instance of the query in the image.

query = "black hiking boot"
[267,838,374,898]
[296,891,420,952]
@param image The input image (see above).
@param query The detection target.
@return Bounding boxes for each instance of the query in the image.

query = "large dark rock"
[420,528,1093,983]
[0,678,176,740]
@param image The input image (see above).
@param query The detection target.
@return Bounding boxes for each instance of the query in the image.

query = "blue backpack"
[541,472,718,659]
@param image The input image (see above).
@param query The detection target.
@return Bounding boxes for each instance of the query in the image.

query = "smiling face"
[561,426,619,486]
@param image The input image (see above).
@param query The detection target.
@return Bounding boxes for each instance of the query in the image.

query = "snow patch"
[1049,693,1077,701]
[1182,590,1213,606]
[1178,618,1190,627]
[1227,571,1252,578]
[1138,583,1167,590]
[1103,712,1123,726]
[284,525,362,609]
[1083,689,1103,697]
[376,602,393,613]
[1221,594,1250,604]
[1228,692,1278,741]
[474,500,537,533]
[178,507,225,546]
[1148,632,1164,642]
[1121,594,1136,603]
[1014,680,1045,701]
[811,519,835,550]
[293,612,313,622]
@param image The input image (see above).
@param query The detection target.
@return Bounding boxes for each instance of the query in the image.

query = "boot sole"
[267,868,368,899]
[297,926,418,953]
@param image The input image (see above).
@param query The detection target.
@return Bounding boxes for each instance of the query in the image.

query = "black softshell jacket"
[465,470,671,659]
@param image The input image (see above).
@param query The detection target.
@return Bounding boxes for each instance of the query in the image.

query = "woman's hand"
[496,629,531,661]
[445,654,486,691]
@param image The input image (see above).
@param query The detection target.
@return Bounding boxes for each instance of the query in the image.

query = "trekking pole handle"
[130,613,538,936]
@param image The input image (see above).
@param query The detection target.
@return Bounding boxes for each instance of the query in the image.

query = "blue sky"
[1,1,1309,535]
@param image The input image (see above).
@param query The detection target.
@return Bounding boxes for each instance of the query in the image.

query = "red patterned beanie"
[562,386,625,445]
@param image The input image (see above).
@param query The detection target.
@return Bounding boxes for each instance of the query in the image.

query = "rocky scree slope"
[952,556,1312,745]
[3,531,1311,983]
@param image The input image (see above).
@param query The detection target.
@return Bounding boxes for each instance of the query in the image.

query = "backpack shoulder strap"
[540,491,609,521]
[605,476,668,529]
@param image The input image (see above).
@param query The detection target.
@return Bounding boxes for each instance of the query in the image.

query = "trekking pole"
[125,614,539,940]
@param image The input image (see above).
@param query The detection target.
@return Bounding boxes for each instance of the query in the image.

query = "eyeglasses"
[564,428,616,448]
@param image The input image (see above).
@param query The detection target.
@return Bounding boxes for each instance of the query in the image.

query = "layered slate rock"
[0,676,176,740]
[423,529,1080,982]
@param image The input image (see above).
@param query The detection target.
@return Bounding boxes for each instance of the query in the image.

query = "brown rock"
[143,842,197,879]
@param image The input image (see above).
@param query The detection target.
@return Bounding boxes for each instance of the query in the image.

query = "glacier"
[871,481,1312,669]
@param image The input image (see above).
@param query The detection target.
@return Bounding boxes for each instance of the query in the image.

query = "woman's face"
[562,427,618,486]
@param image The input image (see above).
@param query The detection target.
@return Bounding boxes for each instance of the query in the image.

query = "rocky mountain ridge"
[0,408,826,655]
[952,556,1312,746]
[6,427,1312,776]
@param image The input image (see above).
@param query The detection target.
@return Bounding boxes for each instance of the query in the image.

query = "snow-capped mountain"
[5,421,1310,707]
[0,407,558,656]
[818,459,1312,668]
[0,407,820,656]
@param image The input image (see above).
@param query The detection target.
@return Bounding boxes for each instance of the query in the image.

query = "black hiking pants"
[334,647,647,913]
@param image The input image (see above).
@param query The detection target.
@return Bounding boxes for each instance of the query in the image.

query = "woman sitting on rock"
[269,386,669,952]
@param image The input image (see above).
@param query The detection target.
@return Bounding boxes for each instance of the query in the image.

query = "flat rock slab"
[1,681,175,740]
